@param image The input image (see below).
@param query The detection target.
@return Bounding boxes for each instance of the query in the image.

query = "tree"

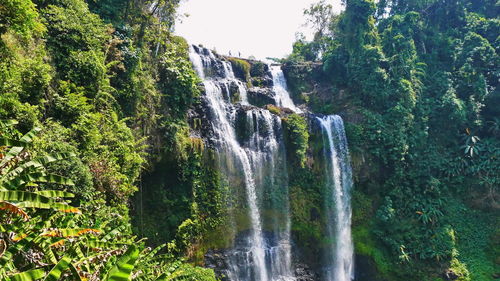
[0,0,45,36]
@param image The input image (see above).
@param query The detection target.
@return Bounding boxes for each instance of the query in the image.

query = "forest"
[0,0,498,280]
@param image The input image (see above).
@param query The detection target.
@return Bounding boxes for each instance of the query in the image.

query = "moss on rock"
[228,57,251,82]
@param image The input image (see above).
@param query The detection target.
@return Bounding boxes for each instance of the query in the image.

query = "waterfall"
[189,46,295,281]
[270,65,302,113]
[316,115,354,281]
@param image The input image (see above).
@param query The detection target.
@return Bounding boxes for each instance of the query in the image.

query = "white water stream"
[317,115,354,281]
[270,65,302,113]
[190,45,355,281]
[189,46,296,281]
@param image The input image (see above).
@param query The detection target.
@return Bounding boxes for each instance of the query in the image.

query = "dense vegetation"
[1,0,498,280]
[0,0,217,279]
[284,0,499,280]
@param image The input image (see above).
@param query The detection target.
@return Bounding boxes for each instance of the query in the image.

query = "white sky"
[174,0,343,59]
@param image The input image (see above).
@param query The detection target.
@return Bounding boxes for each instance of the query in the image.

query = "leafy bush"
[283,114,309,167]
[250,61,267,77]
[158,45,200,119]
[0,0,45,36]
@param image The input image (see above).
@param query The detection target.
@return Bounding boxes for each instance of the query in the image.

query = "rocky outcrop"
[205,249,320,281]
[192,45,231,79]
[250,62,273,87]
[219,80,243,103]
[247,87,276,107]
[204,249,232,281]
[294,263,318,281]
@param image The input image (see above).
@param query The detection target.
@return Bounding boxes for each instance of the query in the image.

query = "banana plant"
[0,126,74,185]
[0,190,80,214]
[0,127,78,214]
[0,126,82,280]
[1,123,218,281]
[102,245,140,281]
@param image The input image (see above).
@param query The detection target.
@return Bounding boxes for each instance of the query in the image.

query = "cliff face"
[279,63,387,281]
[181,46,383,281]
[136,16,498,281]
[187,46,325,281]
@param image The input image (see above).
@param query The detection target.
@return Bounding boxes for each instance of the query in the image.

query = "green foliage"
[0,124,216,281]
[289,36,321,62]
[289,183,322,262]
[42,0,110,95]
[155,261,217,281]
[44,255,72,281]
[302,0,337,57]
[0,0,45,36]
[2,0,498,279]
[443,200,497,281]
[0,0,217,277]
[228,57,251,82]
[158,42,200,119]
[266,104,281,115]
[283,114,309,167]
[286,0,500,279]
[448,258,470,281]
[103,245,140,281]
[8,269,46,281]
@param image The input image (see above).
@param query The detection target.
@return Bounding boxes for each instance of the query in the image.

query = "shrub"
[250,61,267,77]
[283,114,309,167]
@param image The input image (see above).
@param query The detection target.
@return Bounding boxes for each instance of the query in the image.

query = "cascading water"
[316,115,354,281]
[270,65,301,113]
[189,45,296,281]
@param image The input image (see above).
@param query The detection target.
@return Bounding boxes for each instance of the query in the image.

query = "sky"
[174,0,343,59]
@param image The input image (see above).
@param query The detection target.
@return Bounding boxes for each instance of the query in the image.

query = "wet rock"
[190,94,217,146]
[250,61,269,77]
[204,249,231,281]
[234,106,252,145]
[228,81,242,103]
[281,107,296,114]
[192,45,229,79]
[248,87,276,107]
[250,62,273,87]
[294,263,318,281]
[192,44,201,53]
[204,230,324,281]
[251,76,274,87]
